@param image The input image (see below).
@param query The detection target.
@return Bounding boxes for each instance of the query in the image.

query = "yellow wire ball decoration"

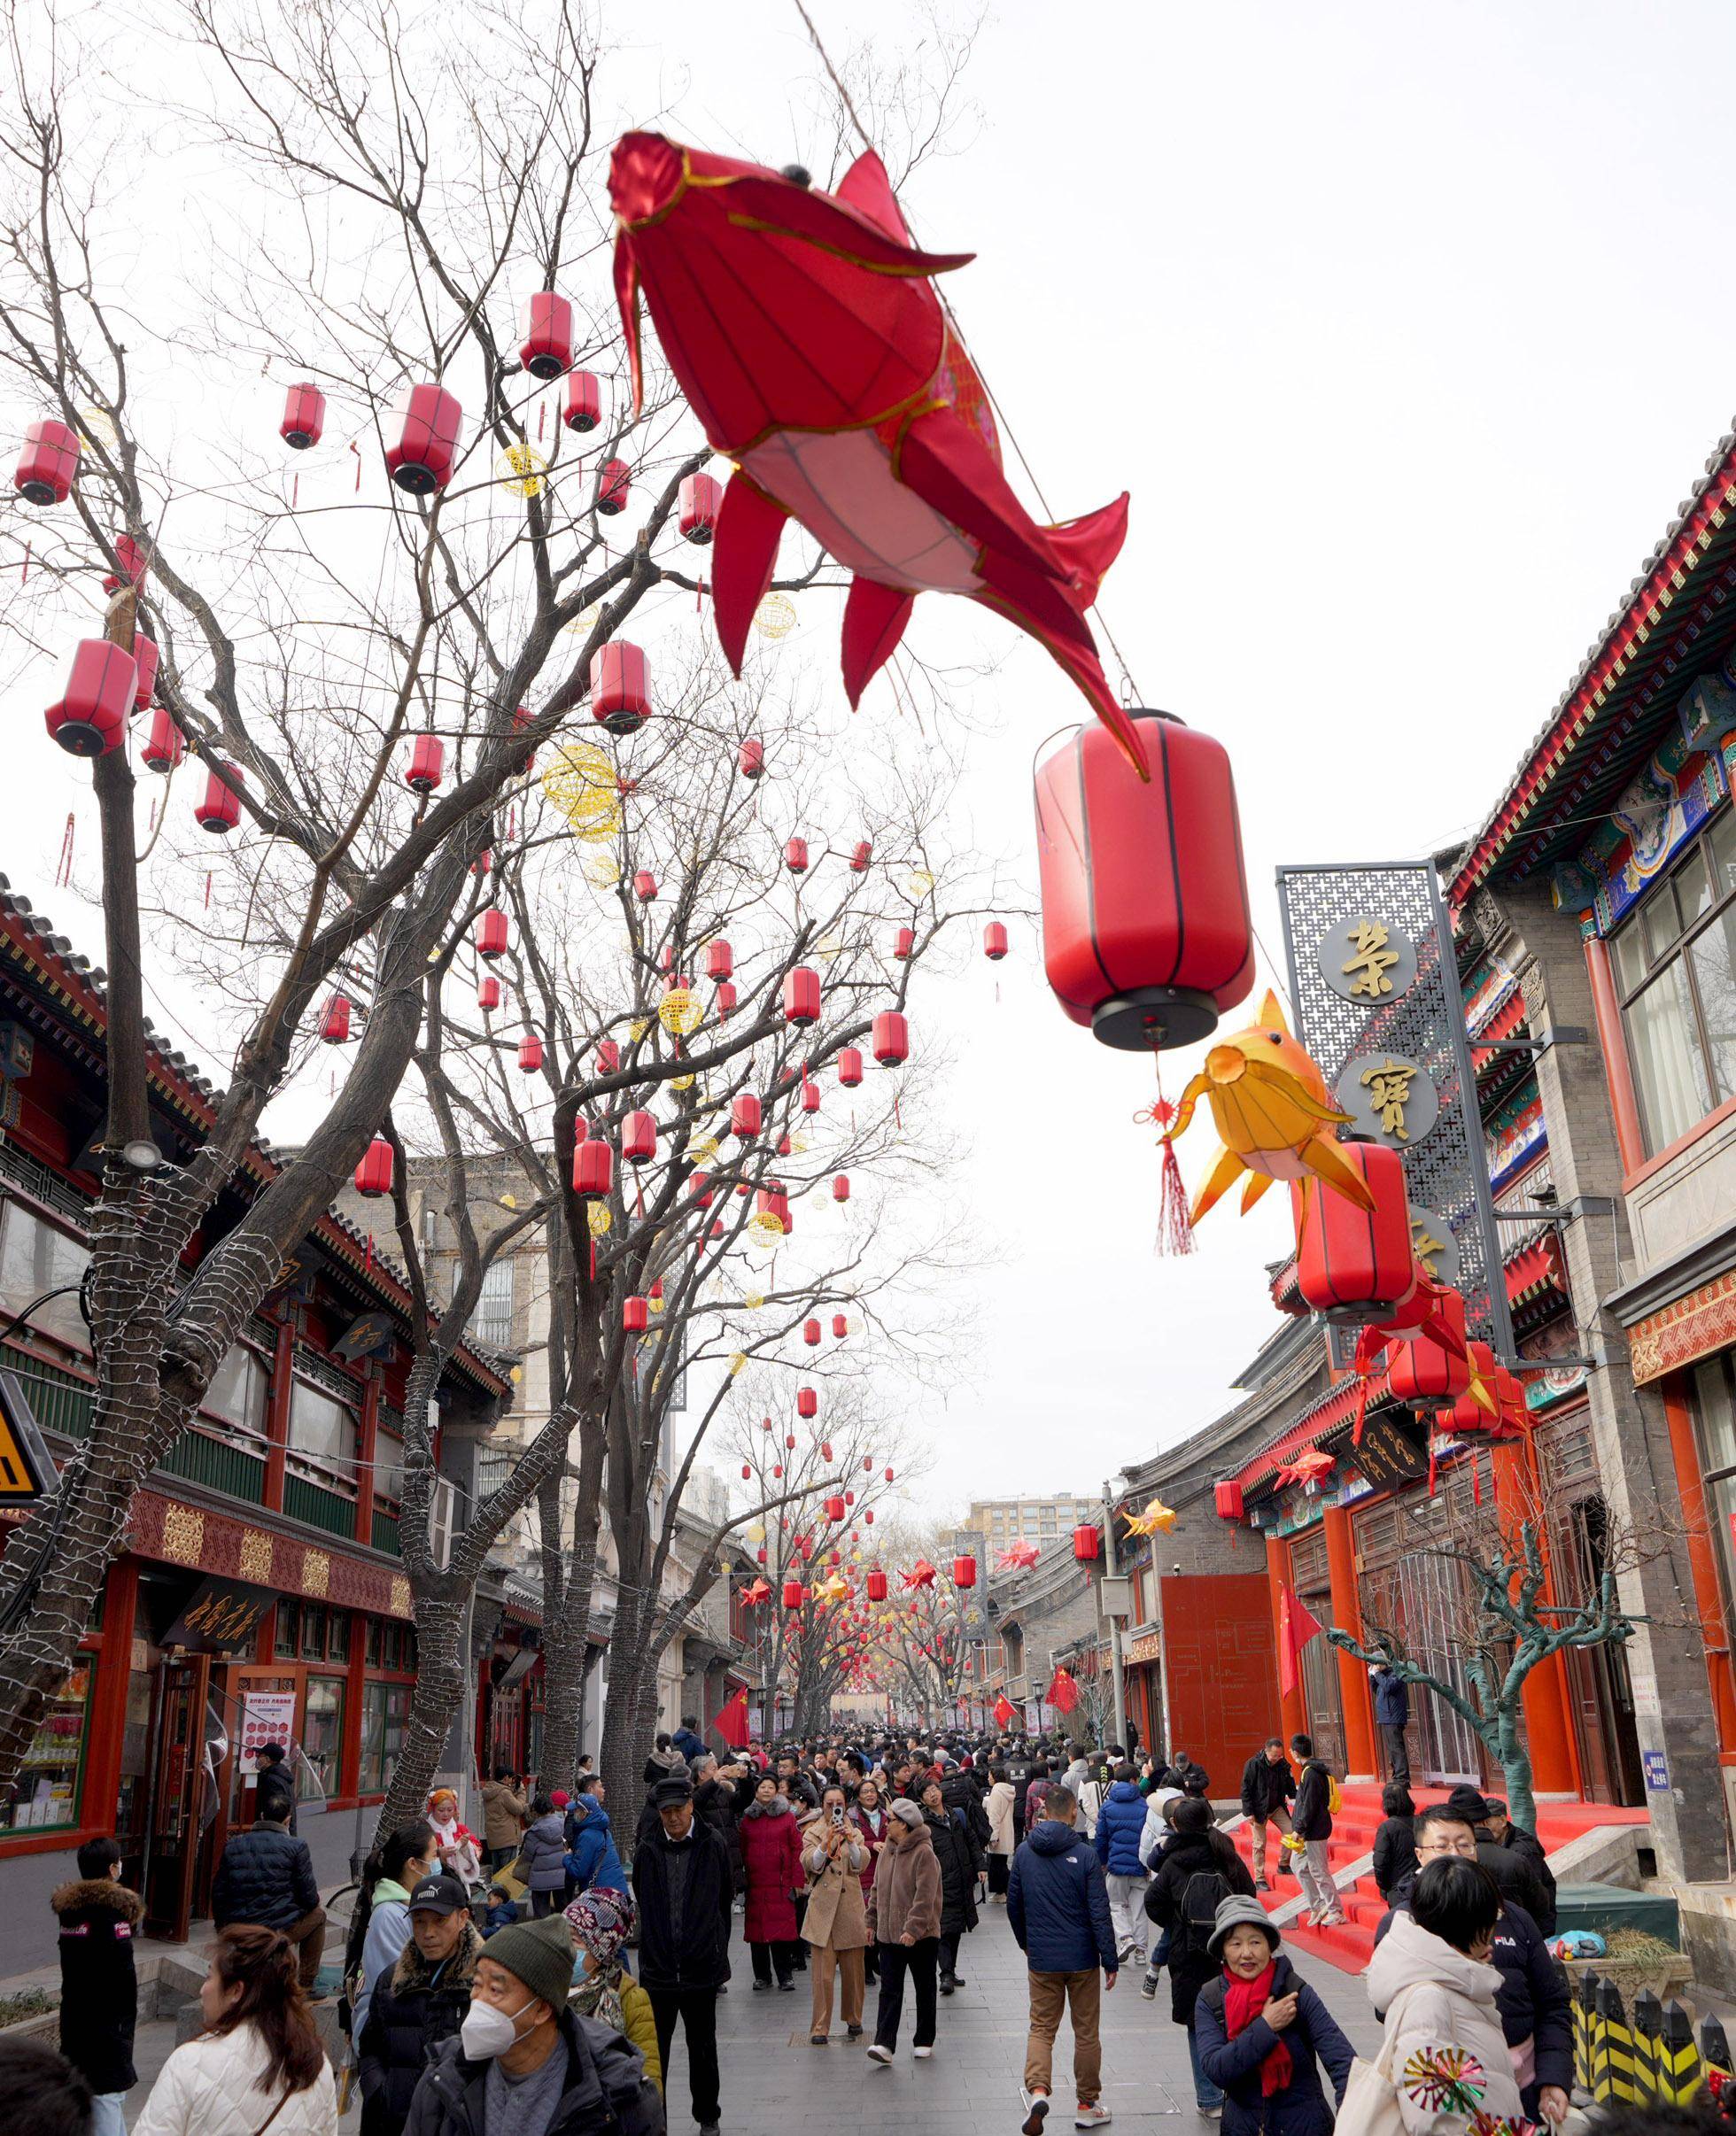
[648,1291,665,1315]
[732,1356,749,1381]
[744,1291,766,1312]
[816,933,842,964]
[581,850,622,889]
[542,744,620,840]
[629,1017,650,1041]
[671,1072,695,1090]
[659,988,703,1037]
[691,1134,720,1163]
[564,602,602,638]
[587,1203,612,1237]
[754,592,797,639]
[905,868,936,898]
[789,1134,809,1157]
[498,444,548,497]
[748,1212,786,1243]
[79,406,120,450]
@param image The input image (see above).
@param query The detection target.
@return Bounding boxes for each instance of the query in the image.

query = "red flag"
[1277,1583,1323,1699]
[1047,1667,1080,1714]
[710,1689,749,1749]
[993,1693,1017,1730]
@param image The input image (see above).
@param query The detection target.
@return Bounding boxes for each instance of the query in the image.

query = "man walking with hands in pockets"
[1008,1784,1120,2134]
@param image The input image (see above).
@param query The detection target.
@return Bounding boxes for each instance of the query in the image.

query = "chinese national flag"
[993,1693,1017,1730]
[711,1689,749,1749]
[1047,1667,1081,1714]
[1277,1583,1323,1699]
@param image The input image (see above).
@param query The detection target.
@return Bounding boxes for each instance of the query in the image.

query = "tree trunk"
[600,1579,650,1850]
[536,1428,604,1792]
[374,1575,468,1844]
[1495,1696,1538,1836]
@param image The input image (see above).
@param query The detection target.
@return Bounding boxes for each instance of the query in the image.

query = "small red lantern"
[384,383,462,495]
[563,370,601,432]
[689,1169,712,1208]
[893,925,915,960]
[785,1432,796,1451]
[872,1011,908,1066]
[131,631,159,710]
[706,940,734,981]
[867,1568,888,1601]
[761,1417,773,1435]
[476,908,509,959]
[103,534,147,594]
[1213,1482,1244,1522]
[738,739,764,781]
[319,994,353,1045]
[195,763,244,834]
[885,1466,895,1482]
[832,1174,850,1203]
[573,1140,613,1198]
[1035,709,1252,1049]
[731,1094,762,1141]
[783,1580,804,1610]
[623,1111,657,1165]
[863,1457,873,1471]
[280,383,325,451]
[756,1545,768,1563]
[45,639,136,758]
[845,1490,855,1505]
[680,471,722,543]
[741,1463,752,1482]
[796,1387,818,1419]
[849,840,872,872]
[142,706,183,773]
[716,981,738,1017]
[837,1049,863,1088]
[832,1313,848,1338]
[595,457,631,515]
[820,1439,833,1459]
[354,1137,393,1198]
[13,418,80,505]
[405,733,445,794]
[1073,1522,1100,1561]
[1294,1142,1413,1320]
[786,836,809,874]
[518,1033,544,1073]
[803,1319,821,1346]
[592,642,650,735]
[801,1080,820,1115]
[519,290,574,380]
[953,1555,977,1590]
[825,1496,846,1522]
[477,977,502,1011]
[864,1509,875,1526]
[984,921,1009,962]
[1387,1288,1472,1405]
[623,1294,649,1333]
[782,968,820,1025]
[633,870,657,902]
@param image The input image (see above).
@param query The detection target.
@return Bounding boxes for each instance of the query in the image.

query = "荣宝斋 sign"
[239,1690,298,1775]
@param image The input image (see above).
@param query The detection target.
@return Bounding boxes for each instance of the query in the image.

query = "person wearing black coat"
[52,1842,143,2116]
[1194,1901,1354,2136]
[210,1812,326,1991]
[402,2005,663,2136]
[1371,1783,1418,1901]
[253,1743,298,1830]
[941,1767,991,1856]
[1144,1802,1258,2113]
[1484,1797,1558,1935]
[919,1782,980,1993]
[632,1780,734,2134]
[691,1762,746,1893]
[357,1891,482,2136]
[1440,1786,1554,1928]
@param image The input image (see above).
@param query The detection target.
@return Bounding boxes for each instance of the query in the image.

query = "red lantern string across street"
[563,371,601,433]
[195,764,244,834]
[405,734,445,794]
[782,968,820,1025]
[13,418,80,504]
[280,383,325,450]
[354,1138,393,1198]
[519,291,574,379]
[518,1033,544,1073]
[45,639,136,759]
[872,1011,908,1065]
[592,642,651,735]
[1034,708,1253,1049]
[1293,1141,1413,1320]
[142,708,183,774]
[680,472,721,542]
[384,383,462,495]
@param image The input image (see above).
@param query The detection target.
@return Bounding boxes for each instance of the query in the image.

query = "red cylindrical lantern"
[867,1568,887,1601]
[802,1319,821,1346]
[785,1432,796,1451]
[142,706,183,774]
[688,1169,712,1209]
[280,383,325,451]
[832,1313,848,1338]
[563,370,601,433]
[837,1049,864,1089]
[872,1011,908,1066]
[131,631,159,711]
[863,1457,873,1472]
[849,840,872,872]
[477,976,502,1011]
[1387,1289,1472,1405]
[595,456,631,515]
[782,967,820,1025]
[893,925,915,960]
[195,763,244,834]
[476,908,509,959]
[13,418,80,505]
[405,733,445,794]
[825,1496,846,1522]
[800,1079,820,1115]
[832,1175,850,1205]
[1213,1482,1244,1522]
[632,869,657,902]
[884,1466,895,1482]
[680,471,721,543]
[864,1509,875,1526]
[819,1439,833,1460]
[1073,1522,1100,1561]
[384,383,462,495]
[623,1294,649,1333]
[319,993,353,1044]
[731,1094,762,1141]
[45,639,136,758]
[518,1033,544,1073]
[952,1555,977,1590]
[706,940,733,981]
[596,1039,620,1073]
[591,641,650,735]
[785,836,809,874]
[756,1545,768,1564]
[756,1186,790,1235]
[741,1463,752,1481]
[738,738,764,781]
[104,534,147,595]
[354,1137,393,1198]
[573,1140,613,1197]
[519,290,574,380]
[1294,1142,1414,1320]
[983,921,1009,962]
[716,980,738,1018]
[623,1111,657,1165]
[797,1387,818,1419]
[1035,712,1253,1049]
[782,1580,804,1610]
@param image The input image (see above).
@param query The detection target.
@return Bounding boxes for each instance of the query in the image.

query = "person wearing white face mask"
[401,1915,663,2136]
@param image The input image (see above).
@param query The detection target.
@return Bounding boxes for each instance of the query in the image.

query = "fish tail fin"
[712,470,788,676]
[1043,493,1130,615]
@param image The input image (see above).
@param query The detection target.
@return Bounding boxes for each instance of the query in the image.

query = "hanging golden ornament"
[671,1072,695,1090]
[498,444,548,497]
[732,1356,749,1380]
[648,1289,665,1315]
[564,601,603,638]
[629,1017,650,1041]
[582,849,622,889]
[542,743,620,840]
[789,1134,809,1157]
[744,1291,765,1312]
[659,988,703,1037]
[754,592,797,639]
[904,868,935,898]
[691,1134,720,1163]
[816,933,842,964]
[78,406,120,450]
[587,1203,612,1237]
[748,1211,785,1242]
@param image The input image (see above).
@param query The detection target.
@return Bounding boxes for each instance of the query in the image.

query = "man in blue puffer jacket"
[1008,1784,1119,2134]
[562,1784,628,1898]
[1093,1762,1151,1966]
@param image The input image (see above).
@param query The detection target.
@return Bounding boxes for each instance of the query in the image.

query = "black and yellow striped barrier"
[1573,1970,1597,2095]
[1564,1963,1730,2107]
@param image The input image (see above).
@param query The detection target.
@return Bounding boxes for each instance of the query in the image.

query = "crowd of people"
[0,1713,1637,2136]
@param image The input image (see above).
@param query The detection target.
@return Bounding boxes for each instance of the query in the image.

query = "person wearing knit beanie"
[479,1912,577,2014]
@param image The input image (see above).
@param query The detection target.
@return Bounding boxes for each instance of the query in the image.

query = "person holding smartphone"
[800,1786,871,2045]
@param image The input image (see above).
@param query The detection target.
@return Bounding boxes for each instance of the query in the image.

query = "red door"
[1159,1575,1281,1786]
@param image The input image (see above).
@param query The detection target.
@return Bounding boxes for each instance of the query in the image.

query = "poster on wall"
[239,1690,298,1775]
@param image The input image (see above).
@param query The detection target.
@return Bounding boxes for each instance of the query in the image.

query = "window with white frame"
[476,1257,515,1349]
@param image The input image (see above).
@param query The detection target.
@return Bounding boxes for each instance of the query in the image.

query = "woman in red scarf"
[1193,1896,1354,2136]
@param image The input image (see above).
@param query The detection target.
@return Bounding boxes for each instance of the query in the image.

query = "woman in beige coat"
[984,1767,1017,1901]
[802,1785,872,2045]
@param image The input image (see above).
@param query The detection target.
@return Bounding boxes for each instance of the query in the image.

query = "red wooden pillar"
[81,1556,139,1840]
[1658,1379,1736,1755]
[340,1609,368,1800]
[1323,1505,1378,1782]
[263,1314,294,1514]
[1490,1440,1579,1797]
[1265,1530,1306,1746]
[1585,936,1647,1175]
[354,1366,380,1549]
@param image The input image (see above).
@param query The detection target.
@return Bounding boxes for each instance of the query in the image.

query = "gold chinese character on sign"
[1361,1057,1419,1140]
[1342,918,1400,1000]
[1411,1214,1447,1277]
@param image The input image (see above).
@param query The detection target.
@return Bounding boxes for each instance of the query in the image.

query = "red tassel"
[55,813,74,889]
[1155,1136,1195,1258]
[291,472,298,510]
[204,871,213,909]
[538,401,546,442]
[21,541,29,583]
[1428,1439,1438,1497]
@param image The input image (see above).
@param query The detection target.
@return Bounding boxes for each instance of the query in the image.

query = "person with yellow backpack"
[1286,1736,1345,1929]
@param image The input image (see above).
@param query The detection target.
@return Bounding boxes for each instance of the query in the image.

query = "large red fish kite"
[608,133,1144,777]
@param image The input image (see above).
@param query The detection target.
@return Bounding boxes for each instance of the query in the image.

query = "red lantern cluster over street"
[13,418,80,505]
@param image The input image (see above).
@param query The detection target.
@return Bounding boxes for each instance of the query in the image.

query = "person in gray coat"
[517,1794,571,1919]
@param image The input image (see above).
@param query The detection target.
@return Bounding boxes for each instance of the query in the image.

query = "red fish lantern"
[573,1141,613,1197]
[608,135,1142,768]
[519,291,574,380]
[518,1033,544,1073]
[872,1011,908,1065]
[902,1559,938,1590]
[595,457,631,515]
[983,921,1008,962]
[782,968,820,1025]
[623,1295,649,1333]
[680,471,722,543]
[738,738,764,780]
[45,639,136,758]
[1444,1342,1500,1434]
[592,642,650,735]
[13,418,80,504]
[384,383,462,494]
[405,734,445,794]
[1293,1142,1413,1320]
[1035,709,1252,1049]
[319,994,353,1044]
[142,707,183,774]
[354,1137,393,1198]
[196,763,244,834]
[563,371,601,433]
[280,383,325,451]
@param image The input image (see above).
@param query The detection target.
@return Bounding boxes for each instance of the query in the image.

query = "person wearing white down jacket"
[132,1923,337,2136]
[1361,1859,1525,2136]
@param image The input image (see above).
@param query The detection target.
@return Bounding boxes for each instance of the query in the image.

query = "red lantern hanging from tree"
[867,1569,887,1602]
[563,371,601,433]
[142,707,183,774]
[797,1387,818,1419]
[319,994,353,1044]
[623,1111,657,1165]
[782,1580,804,1610]
[623,1295,649,1333]
[837,1049,863,1088]
[592,642,650,735]
[983,920,1009,962]
[13,418,80,504]
[405,734,445,794]
[130,632,159,710]
[738,739,764,780]
[45,639,136,759]
[802,1319,821,1346]
[354,1138,393,1198]
[384,383,462,494]
[195,763,244,834]
[872,1011,908,1066]
[785,836,810,875]
[573,1142,614,1198]
[832,1313,848,1338]
[518,1033,544,1073]
[476,909,509,959]
[595,457,631,515]
[706,940,734,981]
[477,977,502,1011]
[519,291,574,379]
[782,968,820,1025]
[731,1094,762,1141]
[280,383,325,451]
[680,471,722,542]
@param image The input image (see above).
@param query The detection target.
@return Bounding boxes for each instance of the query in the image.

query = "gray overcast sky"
[6,0,1733,1521]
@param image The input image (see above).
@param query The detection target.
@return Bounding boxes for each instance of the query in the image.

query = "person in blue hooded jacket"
[562,1782,627,1899]
[1008,1784,1119,2134]
[1093,1762,1151,1967]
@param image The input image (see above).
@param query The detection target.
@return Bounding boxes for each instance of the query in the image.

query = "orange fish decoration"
[996,1539,1041,1570]
[1273,1448,1335,1490]
[1162,991,1375,1223]
[902,1559,939,1590]
[740,1577,772,1605]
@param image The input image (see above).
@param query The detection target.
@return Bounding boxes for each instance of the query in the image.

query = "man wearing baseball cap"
[402,1911,661,2136]
[632,1774,733,2135]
